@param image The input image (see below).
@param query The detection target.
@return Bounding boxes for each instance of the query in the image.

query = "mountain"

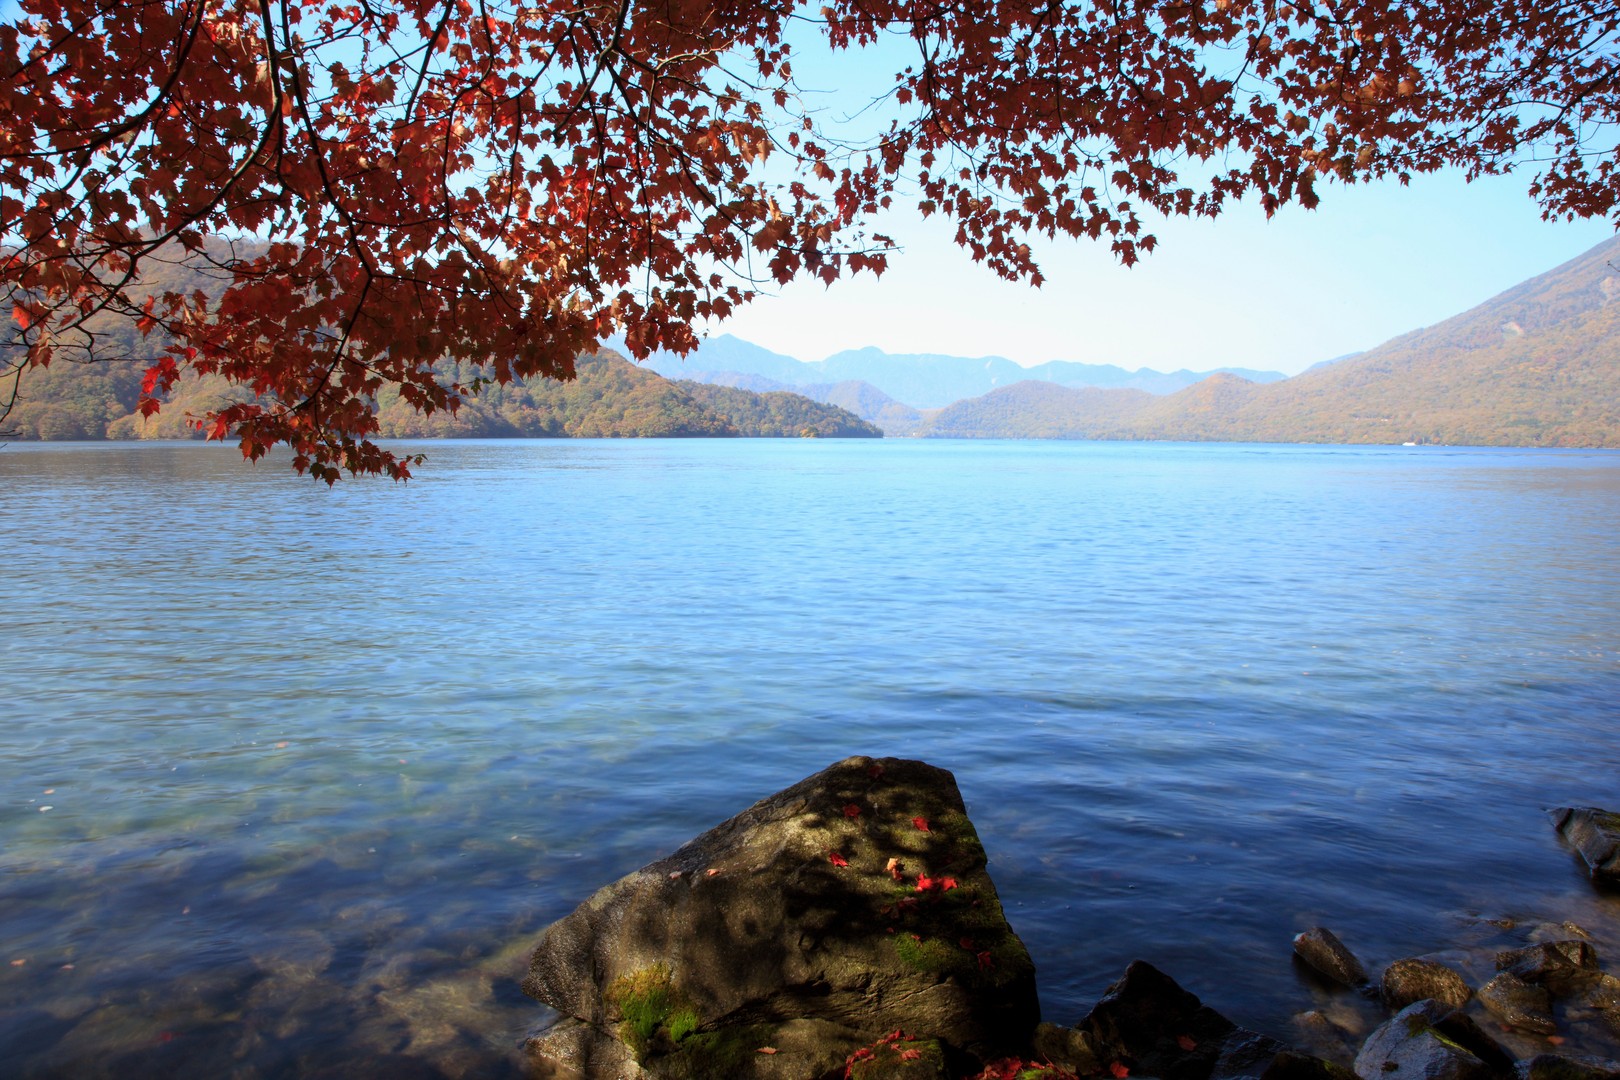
[634,334,1288,408]
[927,381,1153,438]
[5,351,882,441]
[911,235,1620,446]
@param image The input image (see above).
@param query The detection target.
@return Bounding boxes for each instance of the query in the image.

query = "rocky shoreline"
[519,757,1620,1080]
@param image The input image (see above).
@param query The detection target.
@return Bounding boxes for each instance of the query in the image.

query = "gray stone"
[1477,972,1555,1035]
[1552,808,1620,885]
[1353,1001,1492,1080]
[1381,959,1474,1012]
[1295,928,1370,988]
[1496,941,1601,998]
[521,756,1039,1078]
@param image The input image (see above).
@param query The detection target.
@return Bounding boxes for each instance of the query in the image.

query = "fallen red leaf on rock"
[828,850,849,867]
[757,1046,778,1055]
[912,817,930,832]
[1110,1062,1130,1078]
[1177,1035,1197,1051]
[843,803,862,818]
[900,1048,922,1060]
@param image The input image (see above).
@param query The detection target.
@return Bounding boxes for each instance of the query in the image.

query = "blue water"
[2,439,1618,1078]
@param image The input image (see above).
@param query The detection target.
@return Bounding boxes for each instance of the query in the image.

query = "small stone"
[1478,972,1556,1035]
[1497,941,1601,998]
[1295,928,1370,988]
[1381,959,1474,1011]
[1583,973,1620,1012]
[1552,808,1620,885]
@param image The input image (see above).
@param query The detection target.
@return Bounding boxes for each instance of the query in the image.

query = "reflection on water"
[2,440,1619,1076]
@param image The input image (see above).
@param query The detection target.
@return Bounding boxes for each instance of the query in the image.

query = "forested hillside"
[4,348,881,441]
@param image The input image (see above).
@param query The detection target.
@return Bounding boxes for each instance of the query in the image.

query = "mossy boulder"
[522,756,1039,1078]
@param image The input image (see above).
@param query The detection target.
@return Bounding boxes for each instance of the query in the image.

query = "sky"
[713,169,1618,377]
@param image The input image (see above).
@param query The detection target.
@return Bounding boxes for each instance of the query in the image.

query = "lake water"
[2,439,1618,1078]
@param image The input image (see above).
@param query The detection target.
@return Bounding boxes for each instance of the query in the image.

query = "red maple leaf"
[912,816,930,832]
[827,850,849,867]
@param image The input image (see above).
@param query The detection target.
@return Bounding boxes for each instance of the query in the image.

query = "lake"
[2,438,1618,1078]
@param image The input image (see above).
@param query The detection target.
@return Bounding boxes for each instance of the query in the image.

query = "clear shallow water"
[1,439,1618,1078]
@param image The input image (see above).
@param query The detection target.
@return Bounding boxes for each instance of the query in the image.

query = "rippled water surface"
[2,439,1619,1078]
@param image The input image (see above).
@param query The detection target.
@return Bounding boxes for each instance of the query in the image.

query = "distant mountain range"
[8,235,1619,448]
[910,235,1620,446]
[629,235,1620,446]
[631,336,1288,409]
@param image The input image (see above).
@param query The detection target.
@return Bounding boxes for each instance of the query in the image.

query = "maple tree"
[3,0,1617,480]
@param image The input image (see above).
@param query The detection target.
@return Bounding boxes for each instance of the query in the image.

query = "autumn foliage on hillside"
[4,0,1618,478]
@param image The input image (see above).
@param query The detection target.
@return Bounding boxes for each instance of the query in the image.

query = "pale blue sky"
[713,169,1617,376]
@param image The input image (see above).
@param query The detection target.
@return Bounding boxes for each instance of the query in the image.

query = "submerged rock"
[521,756,1039,1078]
[1478,972,1555,1035]
[1295,929,1370,988]
[1496,941,1601,998]
[1381,959,1474,1012]
[1552,809,1620,885]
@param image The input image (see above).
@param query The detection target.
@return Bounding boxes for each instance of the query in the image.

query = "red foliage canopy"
[3,0,1616,479]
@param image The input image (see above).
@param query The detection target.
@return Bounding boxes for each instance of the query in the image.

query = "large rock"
[1353,1000,1510,1080]
[1552,808,1620,885]
[1381,959,1474,1011]
[522,756,1039,1078]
